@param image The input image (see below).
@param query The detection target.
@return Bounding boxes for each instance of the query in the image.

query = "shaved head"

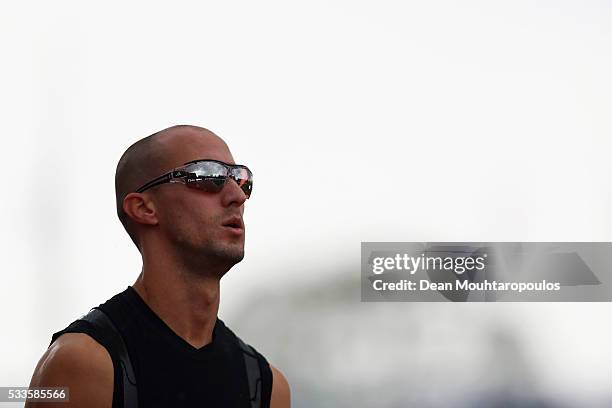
[115,125,228,250]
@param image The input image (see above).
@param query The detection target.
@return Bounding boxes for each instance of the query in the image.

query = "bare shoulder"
[26,333,114,408]
[270,364,291,408]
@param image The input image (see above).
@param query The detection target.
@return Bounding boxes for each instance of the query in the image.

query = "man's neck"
[132,263,222,349]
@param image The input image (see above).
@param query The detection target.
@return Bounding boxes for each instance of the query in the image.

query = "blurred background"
[1,0,611,406]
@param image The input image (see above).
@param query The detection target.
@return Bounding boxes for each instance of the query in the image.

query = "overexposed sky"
[1,0,611,400]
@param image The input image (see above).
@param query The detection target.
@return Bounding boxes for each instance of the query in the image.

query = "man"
[27,125,290,408]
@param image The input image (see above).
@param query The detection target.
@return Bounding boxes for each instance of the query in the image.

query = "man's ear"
[123,192,159,226]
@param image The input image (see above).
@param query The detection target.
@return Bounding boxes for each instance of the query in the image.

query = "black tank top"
[50,286,272,408]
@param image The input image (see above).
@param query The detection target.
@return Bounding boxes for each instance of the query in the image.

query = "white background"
[1,1,611,406]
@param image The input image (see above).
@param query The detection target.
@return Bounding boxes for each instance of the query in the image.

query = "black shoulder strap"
[79,308,138,408]
[235,337,263,408]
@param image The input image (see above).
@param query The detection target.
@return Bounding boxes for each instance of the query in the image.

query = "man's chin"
[214,245,245,266]
[224,251,245,265]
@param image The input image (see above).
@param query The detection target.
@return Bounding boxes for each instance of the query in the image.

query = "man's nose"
[221,178,248,207]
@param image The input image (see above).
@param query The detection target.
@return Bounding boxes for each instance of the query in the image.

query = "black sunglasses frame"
[135,159,253,197]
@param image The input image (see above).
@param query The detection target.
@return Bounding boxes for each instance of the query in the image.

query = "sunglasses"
[135,159,253,198]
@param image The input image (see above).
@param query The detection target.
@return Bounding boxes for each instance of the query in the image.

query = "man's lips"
[221,216,244,231]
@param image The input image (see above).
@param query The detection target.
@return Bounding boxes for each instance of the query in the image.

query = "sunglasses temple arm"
[135,173,173,193]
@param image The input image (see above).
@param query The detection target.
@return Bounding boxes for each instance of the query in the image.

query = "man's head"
[115,125,249,276]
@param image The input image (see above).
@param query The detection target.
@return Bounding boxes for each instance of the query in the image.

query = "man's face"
[150,131,248,275]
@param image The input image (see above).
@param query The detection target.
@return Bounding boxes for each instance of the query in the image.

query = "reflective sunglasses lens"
[184,162,228,193]
[183,162,252,197]
[188,177,226,193]
[232,168,253,198]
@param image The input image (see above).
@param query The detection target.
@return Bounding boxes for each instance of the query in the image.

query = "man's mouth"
[222,217,244,232]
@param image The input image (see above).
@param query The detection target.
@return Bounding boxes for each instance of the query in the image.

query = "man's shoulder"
[27,333,114,408]
[43,332,112,371]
